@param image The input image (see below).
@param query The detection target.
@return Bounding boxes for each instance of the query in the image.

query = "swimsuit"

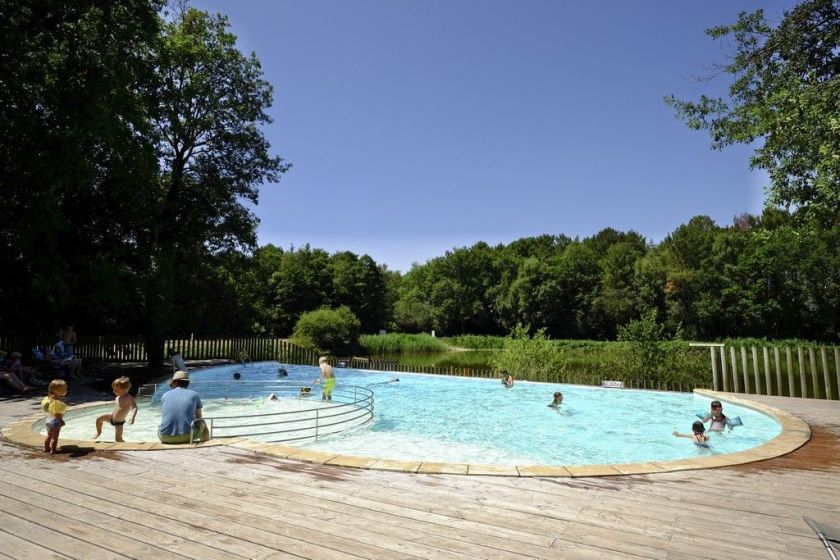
[323,377,336,396]
[110,415,126,427]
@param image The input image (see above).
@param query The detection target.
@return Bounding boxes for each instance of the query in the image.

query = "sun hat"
[172,370,189,382]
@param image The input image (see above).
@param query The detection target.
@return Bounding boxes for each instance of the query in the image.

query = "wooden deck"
[1,393,839,559]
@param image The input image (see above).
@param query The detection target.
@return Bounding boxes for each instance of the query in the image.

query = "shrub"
[292,306,361,355]
[491,324,566,381]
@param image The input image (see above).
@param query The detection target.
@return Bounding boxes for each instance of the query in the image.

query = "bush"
[491,324,566,381]
[292,306,361,355]
[443,334,506,349]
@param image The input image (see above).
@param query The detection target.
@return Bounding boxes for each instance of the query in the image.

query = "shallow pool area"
[53,361,783,467]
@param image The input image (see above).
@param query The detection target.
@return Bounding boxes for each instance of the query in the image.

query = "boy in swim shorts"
[94,376,137,442]
[315,356,335,400]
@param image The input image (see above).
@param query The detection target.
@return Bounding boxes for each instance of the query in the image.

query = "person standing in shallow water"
[314,356,335,400]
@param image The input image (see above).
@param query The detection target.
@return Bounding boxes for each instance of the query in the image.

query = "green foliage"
[358,333,448,354]
[443,335,506,349]
[292,306,360,355]
[491,325,567,382]
[665,0,840,220]
[617,310,671,383]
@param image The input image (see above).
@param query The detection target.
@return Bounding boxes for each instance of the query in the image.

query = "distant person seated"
[502,374,514,388]
[35,345,81,378]
[548,392,563,408]
[0,354,32,393]
[3,351,37,385]
[167,347,187,373]
[58,325,77,358]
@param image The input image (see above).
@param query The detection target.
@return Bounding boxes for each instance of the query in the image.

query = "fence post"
[710,347,719,391]
[798,347,807,398]
[729,347,739,393]
[809,347,820,399]
[835,348,840,402]
[720,347,729,392]
[762,347,772,396]
[773,347,782,397]
[752,347,761,394]
[821,347,832,400]
[741,347,750,394]
[786,347,795,398]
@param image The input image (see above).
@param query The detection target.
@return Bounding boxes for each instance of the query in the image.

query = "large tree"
[666,0,840,220]
[141,6,289,364]
[0,0,163,335]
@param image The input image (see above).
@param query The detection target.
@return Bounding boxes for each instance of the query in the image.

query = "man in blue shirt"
[158,370,209,443]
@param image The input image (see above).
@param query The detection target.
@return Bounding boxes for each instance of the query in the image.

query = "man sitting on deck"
[158,371,209,444]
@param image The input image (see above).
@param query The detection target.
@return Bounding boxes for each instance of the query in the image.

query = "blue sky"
[193,0,793,272]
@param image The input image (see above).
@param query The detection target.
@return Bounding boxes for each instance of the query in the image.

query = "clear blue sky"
[193,0,793,272]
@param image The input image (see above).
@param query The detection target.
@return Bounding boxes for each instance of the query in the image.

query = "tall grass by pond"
[443,335,506,349]
[358,333,448,354]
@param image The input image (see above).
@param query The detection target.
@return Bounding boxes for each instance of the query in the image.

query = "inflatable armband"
[727,416,743,429]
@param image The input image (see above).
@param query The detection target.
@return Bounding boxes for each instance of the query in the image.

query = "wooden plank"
[0,528,73,560]
[741,347,750,394]
[786,347,795,398]
[763,346,772,396]
[809,347,820,399]
[821,347,832,400]
[774,347,782,397]
[730,346,739,393]
[752,346,761,394]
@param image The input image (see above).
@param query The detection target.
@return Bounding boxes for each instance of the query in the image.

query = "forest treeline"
[1,0,838,355]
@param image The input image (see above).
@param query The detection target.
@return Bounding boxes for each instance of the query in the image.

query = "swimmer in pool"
[548,392,563,408]
[702,400,728,432]
[502,374,514,388]
[267,393,278,401]
[673,420,710,445]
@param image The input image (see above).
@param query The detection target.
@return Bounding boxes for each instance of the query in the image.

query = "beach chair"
[804,517,840,559]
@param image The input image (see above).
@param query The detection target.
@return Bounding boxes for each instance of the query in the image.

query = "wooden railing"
[0,335,320,367]
[708,344,839,400]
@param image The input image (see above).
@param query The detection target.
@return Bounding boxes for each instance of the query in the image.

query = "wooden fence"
[709,345,840,400]
[326,356,702,393]
[0,335,320,367]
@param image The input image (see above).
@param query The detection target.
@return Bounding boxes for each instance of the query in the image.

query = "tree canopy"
[665,0,840,220]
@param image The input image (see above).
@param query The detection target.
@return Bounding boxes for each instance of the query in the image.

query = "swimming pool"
[56,362,782,466]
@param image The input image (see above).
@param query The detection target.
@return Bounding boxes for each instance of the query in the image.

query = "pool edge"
[3,389,811,477]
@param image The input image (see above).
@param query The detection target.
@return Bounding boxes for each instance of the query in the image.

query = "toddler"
[41,379,68,453]
[94,376,137,442]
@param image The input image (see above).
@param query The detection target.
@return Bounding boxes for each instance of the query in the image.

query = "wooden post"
[752,347,761,394]
[762,347,772,396]
[809,347,820,399]
[835,348,840,402]
[741,347,750,394]
[798,347,807,398]
[710,347,719,391]
[720,347,729,392]
[774,347,782,397]
[786,347,795,398]
[729,346,739,393]
[821,347,832,400]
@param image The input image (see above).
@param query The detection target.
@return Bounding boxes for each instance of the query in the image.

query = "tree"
[0,0,163,335]
[666,0,840,220]
[141,6,289,364]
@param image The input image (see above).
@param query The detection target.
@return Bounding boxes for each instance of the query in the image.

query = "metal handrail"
[143,380,374,445]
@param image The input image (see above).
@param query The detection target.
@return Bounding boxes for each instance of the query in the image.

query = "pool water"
[57,362,781,466]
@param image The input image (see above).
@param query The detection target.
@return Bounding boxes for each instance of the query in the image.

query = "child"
[502,374,514,388]
[94,376,138,442]
[673,420,710,445]
[702,400,727,432]
[314,356,335,400]
[41,379,68,453]
[548,392,563,408]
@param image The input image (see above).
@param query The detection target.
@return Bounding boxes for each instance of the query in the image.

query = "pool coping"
[1,389,810,477]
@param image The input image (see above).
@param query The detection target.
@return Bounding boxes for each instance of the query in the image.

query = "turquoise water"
[58,361,781,466]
